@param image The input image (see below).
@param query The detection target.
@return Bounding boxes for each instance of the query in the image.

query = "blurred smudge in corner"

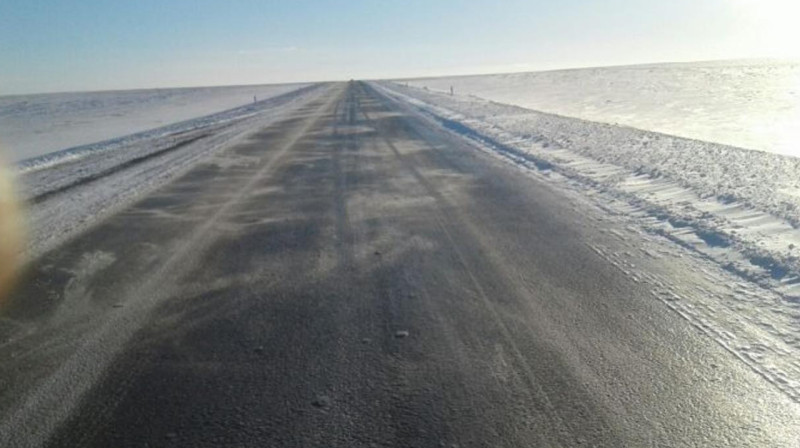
[0,146,25,306]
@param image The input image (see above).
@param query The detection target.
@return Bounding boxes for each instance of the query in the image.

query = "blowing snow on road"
[0,81,798,447]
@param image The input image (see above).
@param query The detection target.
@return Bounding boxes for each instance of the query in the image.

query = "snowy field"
[376,78,800,404]
[0,83,310,163]
[401,59,800,157]
[12,84,325,260]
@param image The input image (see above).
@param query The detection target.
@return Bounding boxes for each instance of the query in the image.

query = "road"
[1,82,798,447]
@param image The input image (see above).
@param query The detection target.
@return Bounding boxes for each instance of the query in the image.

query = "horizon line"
[2,56,797,98]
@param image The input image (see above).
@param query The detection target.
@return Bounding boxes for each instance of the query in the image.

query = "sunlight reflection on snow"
[773,70,800,157]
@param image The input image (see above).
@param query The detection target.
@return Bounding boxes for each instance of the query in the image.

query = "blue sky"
[1,0,797,94]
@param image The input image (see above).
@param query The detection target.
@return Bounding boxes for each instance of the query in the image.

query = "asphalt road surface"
[1,82,799,447]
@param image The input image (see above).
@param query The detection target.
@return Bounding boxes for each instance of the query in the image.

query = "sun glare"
[734,0,800,58]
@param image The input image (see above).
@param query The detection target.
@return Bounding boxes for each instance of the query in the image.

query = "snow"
[15,84,326,261]
[400,59,800,157]
[374,78,800,405]
[376,80,800,290]
[0,83,310,163]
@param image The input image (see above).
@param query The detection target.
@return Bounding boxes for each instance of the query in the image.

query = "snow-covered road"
[1,81,798,447]
[377,79,800,413]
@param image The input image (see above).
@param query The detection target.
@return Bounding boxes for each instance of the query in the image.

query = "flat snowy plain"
[0,83,310,162]
[378,62,800,405]
[402,59,800,157]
